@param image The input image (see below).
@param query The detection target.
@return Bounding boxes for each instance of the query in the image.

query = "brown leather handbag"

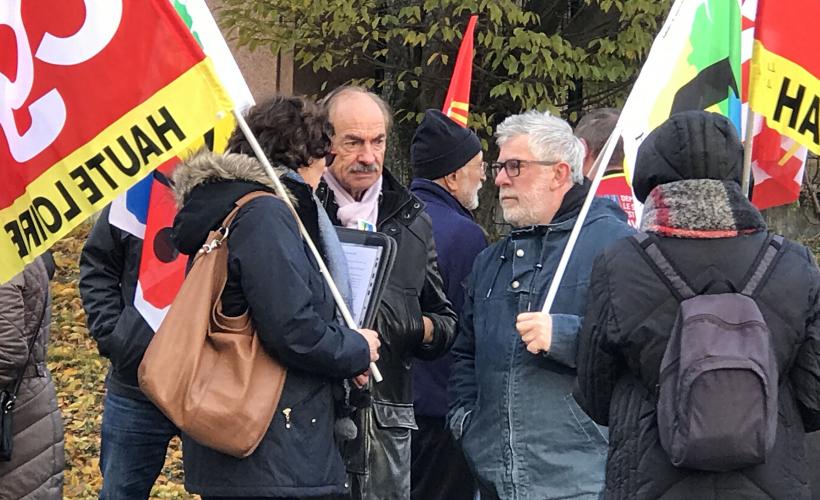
[138,191,286,458]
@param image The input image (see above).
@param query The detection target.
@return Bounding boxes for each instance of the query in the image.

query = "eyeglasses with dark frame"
[489,159,560,178]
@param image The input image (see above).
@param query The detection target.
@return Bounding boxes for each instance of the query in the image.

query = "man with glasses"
[316,87,457,500]
[407,109,488,500]
[448,110,634,499]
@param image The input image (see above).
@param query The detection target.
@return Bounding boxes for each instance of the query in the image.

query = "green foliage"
[218,0,671,127]
[218,0,671,235]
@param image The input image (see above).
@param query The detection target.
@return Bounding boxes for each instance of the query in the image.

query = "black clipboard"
[335,227,396,329]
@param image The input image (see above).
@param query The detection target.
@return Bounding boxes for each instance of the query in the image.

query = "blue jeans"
[99,392,178,499]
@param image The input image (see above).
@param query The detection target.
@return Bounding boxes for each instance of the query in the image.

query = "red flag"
[0,0,233,283]
[138,162,185,303]
[749,124,806,210]
[442,15,478,127]
[749,0,820,154]
[741,0,807,210]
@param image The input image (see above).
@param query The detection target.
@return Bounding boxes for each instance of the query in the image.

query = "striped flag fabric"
[620,0,743,183]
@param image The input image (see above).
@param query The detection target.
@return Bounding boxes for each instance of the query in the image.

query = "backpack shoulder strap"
[741,233,784,297]
[630,233,696,301]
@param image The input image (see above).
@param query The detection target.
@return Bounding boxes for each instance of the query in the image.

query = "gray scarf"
[640,179,767,239]
[283,171,353,315]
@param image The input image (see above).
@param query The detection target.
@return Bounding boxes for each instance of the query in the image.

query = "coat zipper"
[507,335,518,499]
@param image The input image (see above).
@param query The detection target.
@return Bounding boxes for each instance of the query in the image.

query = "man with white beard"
[448,110,634,499]
[407,109,488,500]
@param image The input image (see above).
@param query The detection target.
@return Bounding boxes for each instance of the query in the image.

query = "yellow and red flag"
[0,0,234,283]
[749,0,820,155]
[741,0,807,210]
[442,15,478,127]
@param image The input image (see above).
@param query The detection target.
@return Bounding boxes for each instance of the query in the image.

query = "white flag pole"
[540,121,624,313]
[233,109,383,383]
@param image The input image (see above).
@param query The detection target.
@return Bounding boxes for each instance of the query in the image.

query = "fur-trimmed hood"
[171,150,291,256]
[172,149,289,206]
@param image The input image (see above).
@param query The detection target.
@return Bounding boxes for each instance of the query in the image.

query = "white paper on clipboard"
[340,242,383,327]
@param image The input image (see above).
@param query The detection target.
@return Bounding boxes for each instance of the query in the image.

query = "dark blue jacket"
[172,172,370,497]
[449,194,634,500]
[409,178,487,417]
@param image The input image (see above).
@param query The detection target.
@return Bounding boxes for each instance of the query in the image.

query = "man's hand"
[422,316,434,344]
[516,312,552,354]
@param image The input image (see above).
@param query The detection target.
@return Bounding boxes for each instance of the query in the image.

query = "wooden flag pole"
[742,109,756,198]
[233,109,383,383]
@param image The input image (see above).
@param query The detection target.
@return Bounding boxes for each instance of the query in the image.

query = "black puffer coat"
[577,233,820,500]
[575,112,820,499]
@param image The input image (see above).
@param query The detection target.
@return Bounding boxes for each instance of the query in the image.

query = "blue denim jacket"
[448,197,634,500]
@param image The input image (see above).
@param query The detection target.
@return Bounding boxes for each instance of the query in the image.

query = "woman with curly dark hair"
[227,95,341,264]
[171,95,380,499]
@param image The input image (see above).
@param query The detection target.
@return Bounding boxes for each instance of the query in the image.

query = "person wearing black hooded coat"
[170,95,379,499]
[575,111,820,499]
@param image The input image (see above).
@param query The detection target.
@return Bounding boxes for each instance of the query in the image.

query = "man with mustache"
[448,110,633,499]
[316,87,457,500]
[407,109,487,500]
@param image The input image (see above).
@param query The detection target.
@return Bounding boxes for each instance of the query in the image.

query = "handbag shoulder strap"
[225,191,278,229]
[6,294,48,408]
[197,191,278,255]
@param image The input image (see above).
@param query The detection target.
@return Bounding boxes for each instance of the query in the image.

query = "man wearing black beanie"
[408,109,487,500]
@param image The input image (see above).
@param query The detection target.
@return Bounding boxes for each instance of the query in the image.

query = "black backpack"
[631,232,783,472]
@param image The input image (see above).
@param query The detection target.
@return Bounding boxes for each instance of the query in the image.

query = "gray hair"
[495,110,585,184]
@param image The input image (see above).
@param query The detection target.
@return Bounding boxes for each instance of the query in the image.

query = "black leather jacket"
[317,168,457,497]
[317,169,457,405]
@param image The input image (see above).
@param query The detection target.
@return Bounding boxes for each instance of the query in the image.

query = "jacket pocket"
[372,400,418,431]
[377,286,424,354]
[564,393,608,453]
[368,400,415,488]
[104,307,153,383]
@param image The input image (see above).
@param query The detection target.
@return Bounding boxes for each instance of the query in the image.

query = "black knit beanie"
[411,109,482,180]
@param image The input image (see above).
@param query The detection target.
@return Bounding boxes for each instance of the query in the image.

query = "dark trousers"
[411,415,476,500]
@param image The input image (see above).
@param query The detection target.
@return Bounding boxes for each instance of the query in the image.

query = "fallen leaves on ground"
[48,224,195,499]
